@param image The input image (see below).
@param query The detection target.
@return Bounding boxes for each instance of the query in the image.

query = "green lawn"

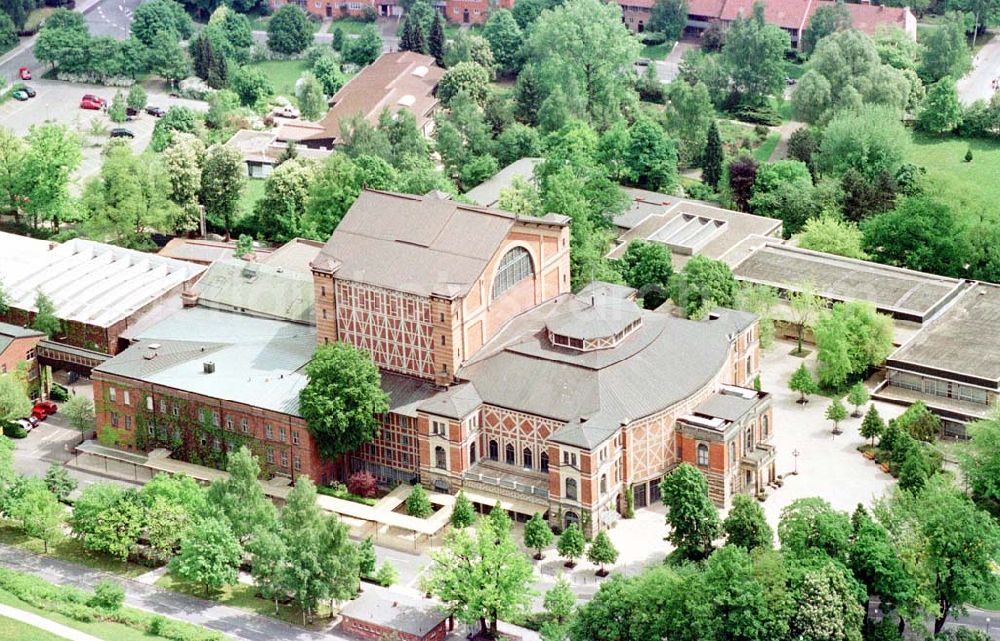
[252,15,321,33]
[241,177,267,219]
[155,573,331,628]
[641,42,673,61]
[328,18,374,35]
[0,614,67,641]
[24,6,55,32]
[752,132,781,162]
[249,59,311,98]
[907,132,1000,221]
[0,521,148,579]
[0,591,174,641]
[782,59,805,80]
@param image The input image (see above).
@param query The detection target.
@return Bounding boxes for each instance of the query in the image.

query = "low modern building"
[0,322,45,381]
[339,587,448,641]
[158,239,274,266]
[608,188,783,269]
[0,233,204,358]
[620,0,916,46]
[464,157,543,208]
[302,52,443,150]
[876,282,1000,438]
[225,128,332,179]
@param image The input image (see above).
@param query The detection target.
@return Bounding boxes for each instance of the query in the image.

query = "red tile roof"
[827,1,909,35]
[719,0,813,30]
[687,0,727,18]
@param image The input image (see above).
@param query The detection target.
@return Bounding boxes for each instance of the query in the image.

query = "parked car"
[636,57,652,67]
[23,85,35,98]
[145,105,165,117]
[80,94,105,110]
[786,77,797,86]
[12,90,28,101]
[271,105,299,119]
[34,400,58,417]
[14,418,34,432]
[126,106,138,117]
[18,67,31,80]
[110,128,135,138]
[24,415,39,428]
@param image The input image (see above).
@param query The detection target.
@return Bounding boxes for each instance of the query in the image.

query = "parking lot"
[0,79,206,187]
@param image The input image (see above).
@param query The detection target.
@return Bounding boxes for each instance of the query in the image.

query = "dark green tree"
[649,0,688,40]
[524,512,554,559]
[32,291,61,338]
[860,404,884,447]
[343,25,382,66]
[267,5,312,55]
[299,342,389,459]
[667,255,739,318]
[451,490,476,528]
[660,463,721,561]
[616,239,673,309]
[44,463,77,501]
[406,484,433,518]
[802,1,851,55]
[429,13,445,66]
[169,517,242,594]
[702,120,723,188]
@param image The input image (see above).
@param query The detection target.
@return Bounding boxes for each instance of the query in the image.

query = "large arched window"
[762,415,769,437]
[600,474,607,495]
[489,440,499,461]
[540,451,549,472]
[470,442,477,464]
[523,448,533,470]
[696,443,709,467]
[435,446,447,470]
[565,478,578,500]
[505,443,515,465]
[491,247,534,300]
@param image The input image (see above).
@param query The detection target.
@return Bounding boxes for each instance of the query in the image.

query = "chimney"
[181,283,199,308]
[203,361,215,374]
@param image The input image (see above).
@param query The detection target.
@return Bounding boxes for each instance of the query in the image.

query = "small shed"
[339,586,449,641]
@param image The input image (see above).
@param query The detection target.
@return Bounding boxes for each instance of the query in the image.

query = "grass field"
[907,132,1000,220]
[241,177,267,219]
[0,591,174,641]
[0,614,66,641]
[328,18,374,35]
[155,573,331,628]
[753,132,781,162]
[250,59,311,98]
[0,521,148,579]
[641,42,673,61]
[23,6,55,32]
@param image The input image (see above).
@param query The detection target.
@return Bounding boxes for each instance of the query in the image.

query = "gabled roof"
[194,258,315,324]
[834,1,910,35]
[313,190,566,299]
[0,322,44,356]
[307,52,444,145]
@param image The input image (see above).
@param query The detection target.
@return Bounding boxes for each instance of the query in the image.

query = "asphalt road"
[958,31,1000,105]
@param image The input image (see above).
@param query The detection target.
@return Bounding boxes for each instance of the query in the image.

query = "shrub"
[3,422,27,438]
[732,104,782,126]
[375,561,398,587]
[49,385,70,401]
[360,5,377,21]
[641,32,667,45]
[347,471,378,498]
[88,580,125,611]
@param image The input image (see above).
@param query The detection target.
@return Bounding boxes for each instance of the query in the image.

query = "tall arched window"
[491,247,534,300]
[435,446,447,470]
[696,443,709,467]
[489,440,498,461]
[470,442,477,464]
[600,474,607,495]
[565,478,577,500]
[540,451,549,472]
[744,426,754,454]
[505,443,515,465]
[762,415,769,437]
[522,448,533,470]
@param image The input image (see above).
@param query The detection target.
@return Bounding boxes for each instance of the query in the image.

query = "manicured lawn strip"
[155,572,332,629]
[641,42,673,60]
[0,521,147,579]
[0,590,171,641]
[752,132,781,162]
[907,132,1000,221]
[328,18,374,35]
[0,614,68,641]
[24,6,55,32]
[240,177,267,219]
[249,59,311,98]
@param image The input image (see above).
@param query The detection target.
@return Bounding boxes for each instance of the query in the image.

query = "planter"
[563,561,577,569]
[880,463,890,473]
[863,451,875,460]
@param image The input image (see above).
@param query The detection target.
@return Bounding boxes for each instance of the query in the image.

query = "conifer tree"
[429,13,445,66]
[702,120,723,188]
[860,405,884,448]
[400,14,415,51]
[451,490,476,528]
[413,18,428,55]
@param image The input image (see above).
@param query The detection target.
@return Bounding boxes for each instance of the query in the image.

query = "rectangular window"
[294,456,301,471]
[279,427,287,442]
[123,391,130,406]
[124,415,132,430]
[212,411,220,427]
[226,416,234,430]
[292,431,299,445]
[159,399,167,413]
[199,436,207,447]
[267,448,275,464]
[148,424,155,435]
[432,420,447,436]
[265,424,273,439]
[25,348,35,360]
[281,451,289,467]
[109,388,117,403]
[213,439,221,452]
[172,403,179,417]
[241,418,249,434]
[111,413,118,427]
[146,396,154,411]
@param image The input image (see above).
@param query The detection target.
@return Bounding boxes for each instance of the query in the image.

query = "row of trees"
[572,460,1000,640]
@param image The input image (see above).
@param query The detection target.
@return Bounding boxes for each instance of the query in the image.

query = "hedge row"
[0,567,224,641]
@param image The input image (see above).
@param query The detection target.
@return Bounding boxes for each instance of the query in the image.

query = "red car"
[31,400,58,420]
[80,94,104,110]
[19,67,31,81]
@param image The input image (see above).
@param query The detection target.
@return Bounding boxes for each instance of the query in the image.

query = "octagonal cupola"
[546,295,643,351]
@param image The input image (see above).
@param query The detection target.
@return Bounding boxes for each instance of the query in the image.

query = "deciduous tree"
[660,463,720,561]
[406,484,433,518]
[846,382,870,417]
[32,291,61,338]
[826,398,848,434]
[667,255,738,318]
[722,5,790,107]
[62,394,96,432]
[200,144,245,237]
[802,1,851,54]
[343,25,382,67]
[649,0,687,40]
[451,490,476,528]
[586,531,618,575]
[44,463,77,501]
[524,512,554,559]
[916,77,963,134]
[299,342,389,459]
[557,523,586,567]
[483,9,523,76]
[0,372,32,423]
[616,239,673,309]
[918,12,971,83]
[206,446,276,545]
[860,405,884,447]
[170,516,242,593]
[723,493,773,550]
[788,362,818,404]
[796,216,867,260]
[267,5,312,55]
[10,479,64,552]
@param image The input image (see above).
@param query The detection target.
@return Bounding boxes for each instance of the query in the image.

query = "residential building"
[270,0,512,24]
[0,233,204,358]
[619,0,916,47]
[224,128,332,179]
[301,52,444,149]
[0,322,45,381]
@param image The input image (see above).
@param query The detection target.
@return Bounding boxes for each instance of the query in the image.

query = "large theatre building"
[94,190,775,534]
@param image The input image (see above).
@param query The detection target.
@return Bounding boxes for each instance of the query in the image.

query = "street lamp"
[792,449,800,476]
[986,617,990,634]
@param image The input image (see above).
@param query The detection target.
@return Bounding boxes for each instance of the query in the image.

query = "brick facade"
[0,334,43,381]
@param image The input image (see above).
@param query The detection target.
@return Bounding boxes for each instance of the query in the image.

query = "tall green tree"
[483,9,523,76]
[815,301,893,389]
[557,523,586,567]
[0,374,31,424]
[722,4,790,107]
[62,394,95,432]
[406,484,433,518]
[587,531,618,575]
[723,493,773,551]
[423,504,534,639]
[206,446,276,545]
[71,484,145,561]
[803,2,851,54]
[131,0,191,46]
[451,490,476,528]
[861,195,967,277]
[860,404,884,447]
[343,25,382,66]
[788,362,818,404]
[10,479,64,553]
[200,144,245,238]
[702,120,723,188]
[145,29,191,85]
[616,239,674,309]
[961,409,1000,512]
[299,342,389,459]
[624,117,678,192]
[778,497,851,562]
[170,517,242,593]
[660,463,721,561]
[816,106,908,180]
[649,0,688,40]
[32,291,61,338]
[21,123,82,231]
[429,13,445,66]
[44,463,77,501]
[789,562,865,641]
[918,12,971,83]
[916,77,963,134]
[667,255,738,318]
[267,5,312,55]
